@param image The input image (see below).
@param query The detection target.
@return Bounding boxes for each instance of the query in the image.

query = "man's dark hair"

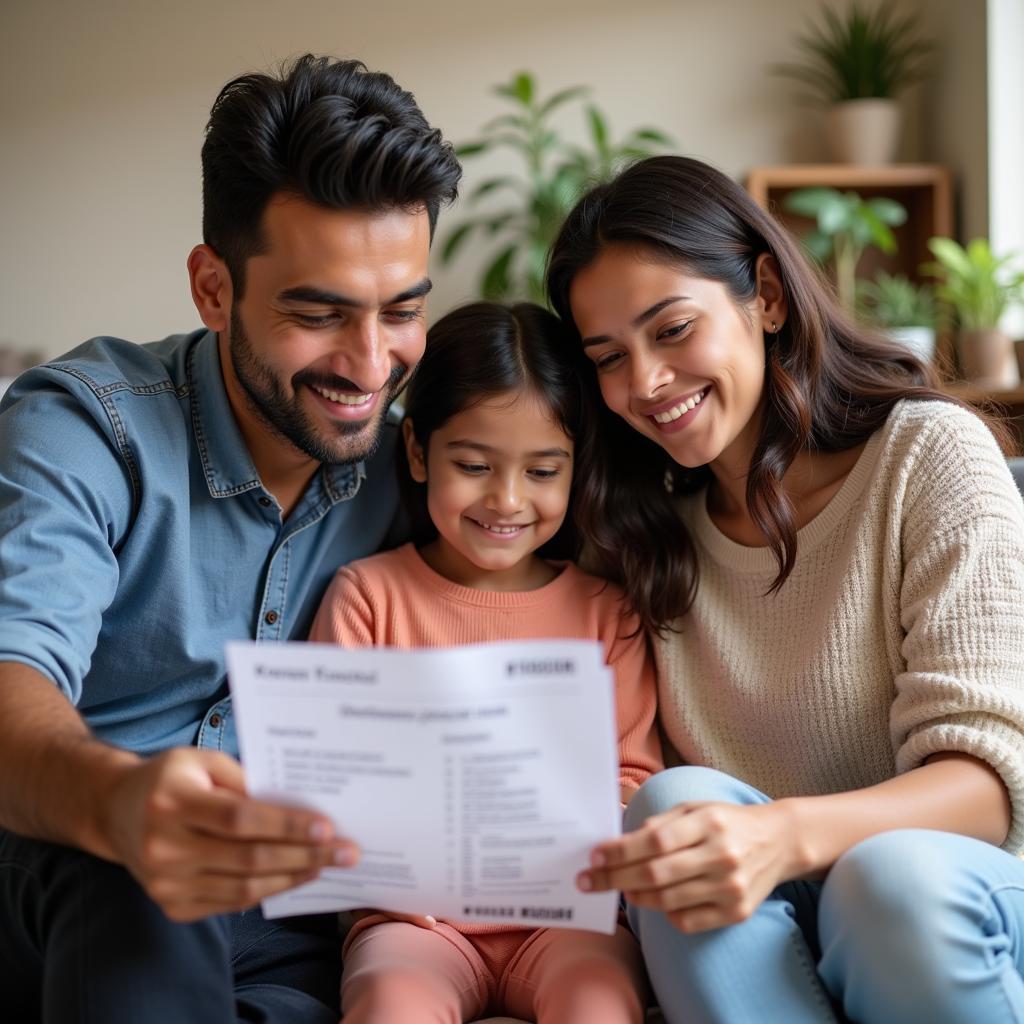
[201,54,461,296]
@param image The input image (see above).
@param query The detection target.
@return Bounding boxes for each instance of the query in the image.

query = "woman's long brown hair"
[547,155,1003,635]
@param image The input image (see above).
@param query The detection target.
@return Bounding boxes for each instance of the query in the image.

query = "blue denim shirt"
[0,329,400,757]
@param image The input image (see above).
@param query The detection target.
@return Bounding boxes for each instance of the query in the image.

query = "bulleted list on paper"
[226,639,622,933]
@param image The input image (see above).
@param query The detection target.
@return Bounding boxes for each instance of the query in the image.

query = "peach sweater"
[309,543,662,934]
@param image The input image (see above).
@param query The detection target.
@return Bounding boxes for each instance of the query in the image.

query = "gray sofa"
[1009,458,1024,496]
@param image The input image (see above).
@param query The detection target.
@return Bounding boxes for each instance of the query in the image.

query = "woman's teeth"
[652,388,707,424]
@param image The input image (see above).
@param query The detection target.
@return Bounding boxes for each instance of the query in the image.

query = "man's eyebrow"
[277,278,433,308]
[581,295,692,348]
[444,440,572,458]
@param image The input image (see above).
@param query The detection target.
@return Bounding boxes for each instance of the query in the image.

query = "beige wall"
[0,0,982,357]
[920,0,990,241]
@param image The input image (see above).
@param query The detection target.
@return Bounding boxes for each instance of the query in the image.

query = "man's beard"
[228,308,408,466]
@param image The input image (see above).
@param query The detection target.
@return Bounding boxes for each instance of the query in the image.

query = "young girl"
[546,155,1024,1024]
[308,301,662,1024]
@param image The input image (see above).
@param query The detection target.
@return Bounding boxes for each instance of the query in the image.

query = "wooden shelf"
[746,162,956,369]
[946,383,1024,406]
[745,164,954,277]
[746,164,953,203]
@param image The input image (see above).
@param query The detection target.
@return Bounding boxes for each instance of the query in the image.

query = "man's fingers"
[140,830,356,878]
[157,868,322,922]
[176,786,340,846]
[190,868,320,906]
[197,749,249,794]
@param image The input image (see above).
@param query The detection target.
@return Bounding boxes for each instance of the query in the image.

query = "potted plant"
[774,3,933,164]
[783,187,907,311]
[857,271,936,361]
[441,72,673,303]
[925,237,1024,388]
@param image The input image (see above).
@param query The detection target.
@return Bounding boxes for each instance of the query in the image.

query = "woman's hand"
[577,800,807,933]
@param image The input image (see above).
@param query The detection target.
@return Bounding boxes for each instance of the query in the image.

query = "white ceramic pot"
[886,326,935,362]
[826,99,901,165]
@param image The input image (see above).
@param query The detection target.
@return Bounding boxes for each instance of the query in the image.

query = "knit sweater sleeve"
[891,406,1024,852]
[307,565,377,648]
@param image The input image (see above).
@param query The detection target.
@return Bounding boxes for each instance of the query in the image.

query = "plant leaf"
[866,196,908,226]
[467,177,520,205]
[455,141,490,158]
[538,85,590,117]
[629,127,674,145]
[587,105,609,151]
[481,245,518,300]
[440,222,476,264]
[480,113,530,134]
[493,72,535,107]
[783,187,841,218]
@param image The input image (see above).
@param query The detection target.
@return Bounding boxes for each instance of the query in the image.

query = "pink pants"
[340,918,649,1023]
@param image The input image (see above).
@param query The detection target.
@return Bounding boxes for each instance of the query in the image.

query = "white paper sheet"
[226,639,622,933]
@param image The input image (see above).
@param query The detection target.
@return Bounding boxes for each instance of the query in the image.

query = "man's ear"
[402,418,428,482]
[754,253,788,333]
[187,244,233,333]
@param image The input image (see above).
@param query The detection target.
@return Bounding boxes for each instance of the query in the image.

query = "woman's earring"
[770,320,779,334]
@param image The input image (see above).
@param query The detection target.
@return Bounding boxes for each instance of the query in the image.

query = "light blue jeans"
[624,766,1024,1024]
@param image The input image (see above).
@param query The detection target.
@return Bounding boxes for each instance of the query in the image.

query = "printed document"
[226,639,621,933]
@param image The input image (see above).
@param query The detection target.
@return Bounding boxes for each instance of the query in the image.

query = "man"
[0,55,461,1021]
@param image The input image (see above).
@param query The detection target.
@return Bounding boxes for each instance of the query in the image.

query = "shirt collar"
[187,329,366,503]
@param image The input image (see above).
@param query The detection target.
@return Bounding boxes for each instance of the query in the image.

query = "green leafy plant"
[857,271,936,328]
[774,2,932,105]
[441,72,673,303]
[924,238,1024,331]
[784,187,907,310]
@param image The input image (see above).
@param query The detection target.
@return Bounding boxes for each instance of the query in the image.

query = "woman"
[547,155,1024,1024]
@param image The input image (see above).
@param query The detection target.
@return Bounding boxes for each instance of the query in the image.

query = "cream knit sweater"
[655,399,1024,853]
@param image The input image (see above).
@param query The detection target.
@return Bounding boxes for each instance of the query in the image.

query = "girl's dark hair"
[399,302,598,562]
[202,54,461,296]
[547,155,1000,634]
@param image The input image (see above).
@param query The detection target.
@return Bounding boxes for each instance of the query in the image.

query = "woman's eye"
[658,319,693,341]
[528,468,560,481]
[455,462,488,474]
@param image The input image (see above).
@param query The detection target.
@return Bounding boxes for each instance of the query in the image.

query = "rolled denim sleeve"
[0,373,133,701]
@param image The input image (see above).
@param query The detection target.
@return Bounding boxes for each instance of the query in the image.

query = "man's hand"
[100,747,358,922]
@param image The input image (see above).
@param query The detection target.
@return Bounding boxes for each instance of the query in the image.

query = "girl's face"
[404,389,574,590]
[568,244,784,476]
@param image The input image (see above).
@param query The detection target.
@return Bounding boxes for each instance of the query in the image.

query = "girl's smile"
[404,388,574,591]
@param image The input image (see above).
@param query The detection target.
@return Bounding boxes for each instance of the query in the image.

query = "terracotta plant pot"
[826,99,901,165]
[958,329,1019,389]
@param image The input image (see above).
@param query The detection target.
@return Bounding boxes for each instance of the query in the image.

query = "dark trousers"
[0,829,341,1023]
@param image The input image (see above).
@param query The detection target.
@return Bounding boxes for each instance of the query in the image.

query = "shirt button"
[209,713,222,729]
[258,496,273,508]
[265,610,279,625]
